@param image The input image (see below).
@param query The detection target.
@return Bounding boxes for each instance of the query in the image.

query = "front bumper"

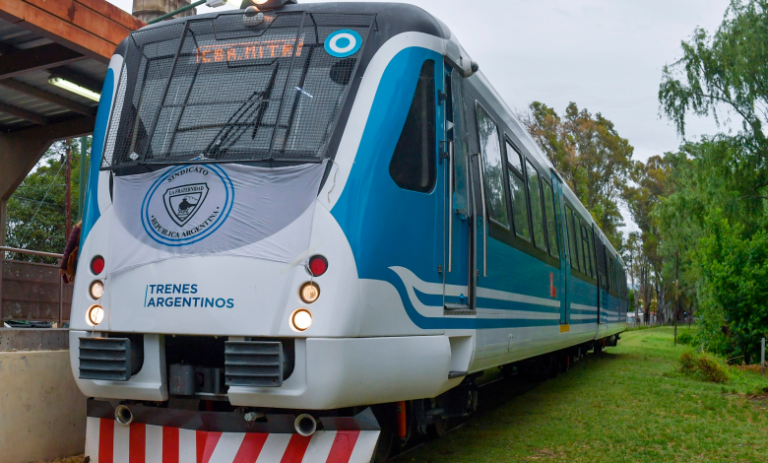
[85,400,380,463]
[71,331,459,409]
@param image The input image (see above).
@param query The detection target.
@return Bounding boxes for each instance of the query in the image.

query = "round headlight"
[299,282,320,304]
[290,308,312,332]
[86,305,105,326]
[89,280,104,299]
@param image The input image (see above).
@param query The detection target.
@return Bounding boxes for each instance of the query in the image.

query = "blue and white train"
[70,1,627,461]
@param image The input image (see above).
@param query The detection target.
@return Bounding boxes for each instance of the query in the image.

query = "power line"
[18,160,66,245]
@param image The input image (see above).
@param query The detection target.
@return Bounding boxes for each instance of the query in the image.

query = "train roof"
[133,2,624,264]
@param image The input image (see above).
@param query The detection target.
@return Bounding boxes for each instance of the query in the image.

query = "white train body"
[69,2,626,461]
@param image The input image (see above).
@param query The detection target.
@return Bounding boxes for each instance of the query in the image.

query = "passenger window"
[566,206,579,270]
[574,215,586,272]
[581,222,593,277]
[588,227,596,278]
[526,160,547,252]
[476,105,509,228]
[389,60,436,193]
[543,181,560,259]
[506,143,530,240]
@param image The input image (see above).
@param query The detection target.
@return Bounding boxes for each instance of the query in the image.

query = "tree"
[5,138,90,264]
[659,0,768,171]
[655,0,768,357]
[518,102,634,249]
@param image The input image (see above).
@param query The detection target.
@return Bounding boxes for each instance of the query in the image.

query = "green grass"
[400,327,768,463]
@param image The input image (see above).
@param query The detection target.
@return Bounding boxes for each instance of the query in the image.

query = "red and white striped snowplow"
[84,401,380,463]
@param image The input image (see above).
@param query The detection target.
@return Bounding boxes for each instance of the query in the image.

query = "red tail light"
[308,255,328,277]
[91,256,105,275]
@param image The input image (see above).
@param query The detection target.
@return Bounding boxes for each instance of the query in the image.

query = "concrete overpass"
[0,0,146,249]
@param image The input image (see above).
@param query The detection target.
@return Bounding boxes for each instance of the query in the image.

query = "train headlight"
[290,308,312,332]
[89,281,104,299]
[299,282,320,304]
[86,305,105,326]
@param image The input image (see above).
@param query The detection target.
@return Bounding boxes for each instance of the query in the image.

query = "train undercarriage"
[84,335,620,463]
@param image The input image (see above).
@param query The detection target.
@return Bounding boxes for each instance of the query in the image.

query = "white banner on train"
[107,161,327,275]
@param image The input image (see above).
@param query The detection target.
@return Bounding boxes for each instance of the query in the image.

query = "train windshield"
[101,12,373,169]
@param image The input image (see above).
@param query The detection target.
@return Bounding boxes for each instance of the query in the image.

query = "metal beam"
[0,116,96,201]
[0,43,85,80]
[0,79,96,116]
[0,101,48,125]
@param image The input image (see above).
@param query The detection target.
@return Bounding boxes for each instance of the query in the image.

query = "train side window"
[526,160,547,252]
[389,60,436,193]
[543,181,559,259]
[588,227,597,279]
[565,205,579,271]
[476,105,510,228]
[574,214,586,273]
[506,143,530,241]
[607,257,614,292]
[581,222,593,277]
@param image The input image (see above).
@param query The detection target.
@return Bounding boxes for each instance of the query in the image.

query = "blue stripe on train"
[332,46,606,330]
[80,67,114,250]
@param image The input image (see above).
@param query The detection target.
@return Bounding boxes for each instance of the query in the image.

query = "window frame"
[542,179,560,259]
[525,159,549,253]
[565,204,580,272]
[504,139,532,241]
[388,59,437,193]
[475,102,511,230]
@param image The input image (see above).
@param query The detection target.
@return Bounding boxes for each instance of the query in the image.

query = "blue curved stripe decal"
[80,67,114,249]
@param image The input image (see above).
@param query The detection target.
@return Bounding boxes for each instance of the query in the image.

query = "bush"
[679,351,731,383]
[677,332,694,345]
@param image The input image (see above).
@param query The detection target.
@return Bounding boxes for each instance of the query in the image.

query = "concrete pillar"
[132,0,197,24]
[0,198,5,322]
[0,198,6,247]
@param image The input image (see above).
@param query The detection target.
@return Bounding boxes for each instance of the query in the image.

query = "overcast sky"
[109,0,735,232]
[109,0,734,162]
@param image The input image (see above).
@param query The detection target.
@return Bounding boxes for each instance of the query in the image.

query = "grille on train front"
[79,337,132,381]
[224,340,284,387]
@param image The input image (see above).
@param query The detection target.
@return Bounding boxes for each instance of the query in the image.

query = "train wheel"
[429,416,449,438]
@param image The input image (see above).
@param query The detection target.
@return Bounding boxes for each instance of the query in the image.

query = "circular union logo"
[141,164,234,247]
[325,29,362,58]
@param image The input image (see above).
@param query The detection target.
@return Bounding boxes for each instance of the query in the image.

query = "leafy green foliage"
[680,350,731,383]
[677,331,694,346]
[660,0,768,155]
[645,0,768,356]
[518,102,634,249]
[5,139,90,264]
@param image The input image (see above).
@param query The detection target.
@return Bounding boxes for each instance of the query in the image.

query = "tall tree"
[655,0,768,358]
[4,138,90,264]
[519,102,634,249]
[659,0,768,168]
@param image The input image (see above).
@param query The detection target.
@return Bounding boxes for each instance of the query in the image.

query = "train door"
[442,66,471,309]
[551,174,569,324]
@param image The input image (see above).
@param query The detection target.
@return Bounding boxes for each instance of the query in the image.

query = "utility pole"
[65,139,72,239]
[674,251,679,346]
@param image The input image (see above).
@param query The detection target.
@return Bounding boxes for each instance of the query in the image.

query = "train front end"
[68,4,463,462]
